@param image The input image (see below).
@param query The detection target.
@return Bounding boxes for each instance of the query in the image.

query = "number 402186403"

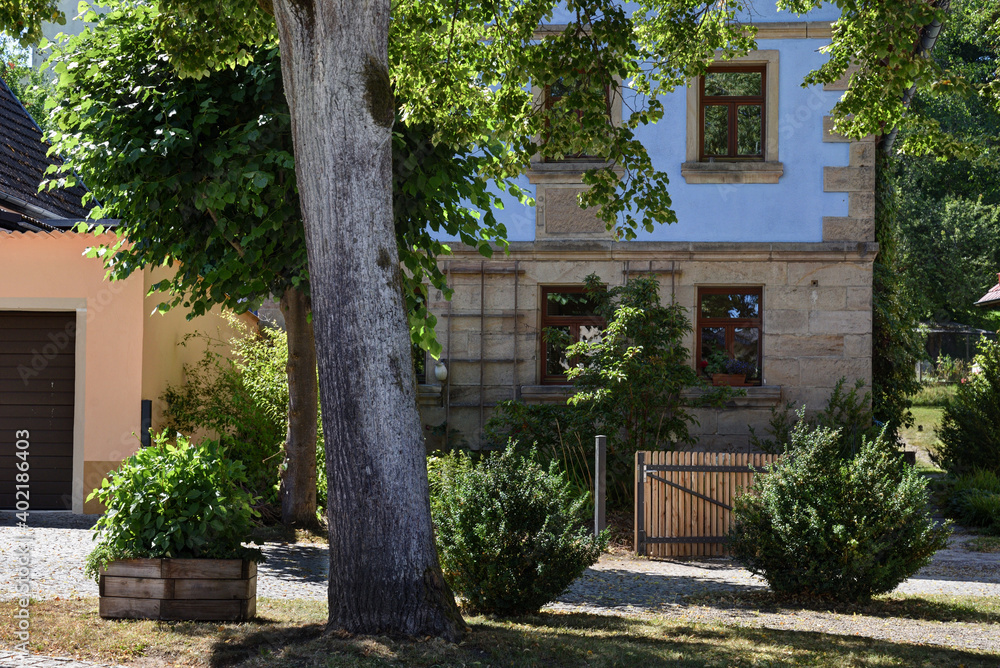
[15,429,29,523]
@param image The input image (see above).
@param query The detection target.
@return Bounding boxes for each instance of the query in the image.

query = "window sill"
[527,161,619,184]
[520,385,575,404]
[416,384,442,406]
[520,384,781,407]
[682,385,783,407]
[681,161,784,184]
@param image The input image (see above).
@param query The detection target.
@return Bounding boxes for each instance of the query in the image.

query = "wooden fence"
[634,451,780,557]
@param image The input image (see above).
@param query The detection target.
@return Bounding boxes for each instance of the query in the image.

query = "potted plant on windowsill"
[705,350,754,387]
[85,432,263,622]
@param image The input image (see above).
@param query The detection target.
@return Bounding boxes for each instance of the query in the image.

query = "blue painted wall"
[443,5,851,243]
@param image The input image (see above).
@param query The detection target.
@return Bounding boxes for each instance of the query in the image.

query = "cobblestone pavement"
[1,513,998,660]
[0,513,328,601]
[0,650,125,667]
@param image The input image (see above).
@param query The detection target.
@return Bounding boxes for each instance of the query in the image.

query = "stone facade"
[418,240,875,450]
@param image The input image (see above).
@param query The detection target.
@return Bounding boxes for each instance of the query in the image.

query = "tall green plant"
[749,378,879,458]
[482,400,596,508]
[162,319,327,515]
[562,274,731,506]
[935,339,1000,475]
[872,149,923,443]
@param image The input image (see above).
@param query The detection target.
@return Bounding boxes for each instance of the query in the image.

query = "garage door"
[0,311,76,510]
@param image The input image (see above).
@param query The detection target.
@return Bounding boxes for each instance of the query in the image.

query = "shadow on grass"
[684,590,1000,624]
[256,544,328,583]
[205,611,1000,668]
[208,623,325,667]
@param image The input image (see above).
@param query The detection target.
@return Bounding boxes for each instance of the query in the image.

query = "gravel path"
[0,650,125,668]
[1,513,998,657]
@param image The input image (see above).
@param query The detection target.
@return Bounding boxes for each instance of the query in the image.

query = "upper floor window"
[681,51,782,184]
[542,76,612,163]
[540,286,605,384]
[700,66,765,161]
[696,287,762,385]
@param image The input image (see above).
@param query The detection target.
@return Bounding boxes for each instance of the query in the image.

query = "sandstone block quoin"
[824,166,876,193]
[823,216,874,243]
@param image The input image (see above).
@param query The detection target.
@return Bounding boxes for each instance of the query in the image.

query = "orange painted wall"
[0,231,145,509]
[141,265,259,435]
[1,231,259,512]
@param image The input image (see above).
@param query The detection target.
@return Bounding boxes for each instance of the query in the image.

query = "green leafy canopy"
[43,2,306,318]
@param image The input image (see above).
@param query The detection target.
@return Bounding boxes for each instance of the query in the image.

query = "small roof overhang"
[976,274,1000,310]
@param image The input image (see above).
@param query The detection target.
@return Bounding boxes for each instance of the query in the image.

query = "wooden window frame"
[539,285,605,385]
[698,65,766,161]
[695,286,763,385]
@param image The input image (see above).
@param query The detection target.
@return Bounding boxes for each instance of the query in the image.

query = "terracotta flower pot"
[711,373,747,387]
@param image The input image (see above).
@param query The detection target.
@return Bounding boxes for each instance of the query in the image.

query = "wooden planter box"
[99,558,257,622]
[711,373,747,387]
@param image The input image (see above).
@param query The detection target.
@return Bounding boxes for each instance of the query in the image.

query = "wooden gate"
[635,451,779,557]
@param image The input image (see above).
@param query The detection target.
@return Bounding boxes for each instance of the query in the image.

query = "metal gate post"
[635,451,645,556]
[594,435,606,537]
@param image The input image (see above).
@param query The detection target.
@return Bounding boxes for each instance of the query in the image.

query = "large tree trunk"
[280,285,319,528]
[271,0,465,640]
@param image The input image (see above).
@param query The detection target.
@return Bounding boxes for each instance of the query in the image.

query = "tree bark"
[271,0,465,640]
[280,285,319,528]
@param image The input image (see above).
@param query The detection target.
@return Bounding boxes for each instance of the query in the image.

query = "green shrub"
[940,470,1000,534]
[730,419,950,602]
[954,490,1000,533]
[163,318,327,516]
[85,433,263,582]
[934,339,1000,475]
[482,401,595,508]
[748,378,879,456]
[428,445,606,615]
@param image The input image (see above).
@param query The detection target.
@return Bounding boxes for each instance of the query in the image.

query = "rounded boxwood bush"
[428,445,606,615]
[85,432,262,581]
[730,421,950,602]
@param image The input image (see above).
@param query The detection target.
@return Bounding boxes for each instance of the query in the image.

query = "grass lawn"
[3,597,1000,667]
[966,536,1000,552]
[899,406,945,468]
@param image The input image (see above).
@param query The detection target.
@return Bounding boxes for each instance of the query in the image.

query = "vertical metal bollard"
[594,435,606,537]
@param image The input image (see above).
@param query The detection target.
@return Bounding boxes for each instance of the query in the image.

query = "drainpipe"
[882,0,951,155]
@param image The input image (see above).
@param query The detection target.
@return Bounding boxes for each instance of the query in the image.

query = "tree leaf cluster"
[0,34,52,130]
[43,3,306,318]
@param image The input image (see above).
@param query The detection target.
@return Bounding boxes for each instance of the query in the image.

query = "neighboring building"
[0,78,252,512]
[976,273,1000,311]
[418,5,876,450]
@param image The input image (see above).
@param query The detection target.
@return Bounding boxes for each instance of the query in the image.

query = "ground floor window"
[696,286,762,384]
[540,286,605,384]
